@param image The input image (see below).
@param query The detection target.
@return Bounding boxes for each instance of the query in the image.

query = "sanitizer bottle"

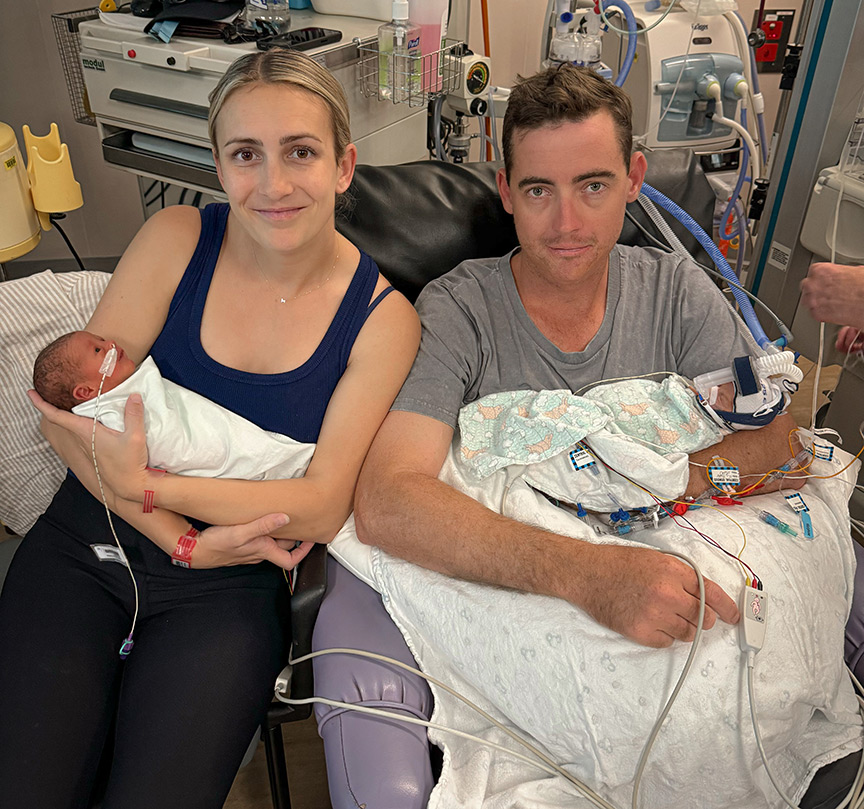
[378,0,421,102]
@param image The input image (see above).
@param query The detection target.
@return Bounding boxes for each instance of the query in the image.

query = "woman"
[0,50,420,809]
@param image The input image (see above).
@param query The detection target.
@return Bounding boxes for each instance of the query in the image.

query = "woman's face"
[213,83,356,254]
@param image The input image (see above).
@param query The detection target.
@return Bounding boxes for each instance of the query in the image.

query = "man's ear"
[496,167,514,215]
[72,383,96,404]
[626,151,648,203]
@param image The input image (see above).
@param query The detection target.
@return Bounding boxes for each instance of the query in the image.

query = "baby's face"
[69,331,137,403]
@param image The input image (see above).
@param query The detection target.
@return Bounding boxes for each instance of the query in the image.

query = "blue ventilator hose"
[720,107,750,241]
[602,0,637,87]
[640,183,776,348]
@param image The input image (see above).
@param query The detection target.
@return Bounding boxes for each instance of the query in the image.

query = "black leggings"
[0,475,290,809]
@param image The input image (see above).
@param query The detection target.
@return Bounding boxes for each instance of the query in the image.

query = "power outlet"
[752,10,795,73]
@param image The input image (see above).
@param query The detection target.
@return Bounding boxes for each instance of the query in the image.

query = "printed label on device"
[784,493,809,512]
[90,544,126,564]
[807,443,835,461]
[708,466,740,486]
[569,447,596,471]
[801,512,814,539]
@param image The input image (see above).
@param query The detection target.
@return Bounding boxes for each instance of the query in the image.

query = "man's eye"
[95,347,101,353]
[587,182,605,193]
[528,187,545,197]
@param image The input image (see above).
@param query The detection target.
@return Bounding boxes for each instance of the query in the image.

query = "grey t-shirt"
[394,244,754,429]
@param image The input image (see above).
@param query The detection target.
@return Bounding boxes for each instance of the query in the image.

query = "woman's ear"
[336,143,358,194]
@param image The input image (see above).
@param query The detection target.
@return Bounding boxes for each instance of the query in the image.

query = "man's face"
[497,111,647,288]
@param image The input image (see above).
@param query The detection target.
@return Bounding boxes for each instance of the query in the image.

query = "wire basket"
[357,39,463,107]
[52,9,101,126]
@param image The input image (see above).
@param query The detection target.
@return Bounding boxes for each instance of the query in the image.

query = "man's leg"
[313,556,435,809]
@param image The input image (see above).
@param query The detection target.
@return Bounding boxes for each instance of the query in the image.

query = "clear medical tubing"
[601,0,638,86]
[733,10,769,163]
[720,107,750,239]
[640,182,773,348]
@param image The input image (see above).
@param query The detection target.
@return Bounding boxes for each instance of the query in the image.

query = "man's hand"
[800,262,864,337]
[576,544,739,647]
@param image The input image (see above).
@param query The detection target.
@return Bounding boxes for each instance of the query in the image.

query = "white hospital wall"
[0,0,144,267]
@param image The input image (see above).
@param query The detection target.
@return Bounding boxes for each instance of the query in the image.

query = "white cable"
[90,354,140,654]
[285,646,618,809]
[631,550,706,809]
[291,551,708,809]
[600,0,681,36]
[707,85,762,182]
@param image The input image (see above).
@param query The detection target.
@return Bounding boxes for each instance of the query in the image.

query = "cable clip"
[119,635,134,659]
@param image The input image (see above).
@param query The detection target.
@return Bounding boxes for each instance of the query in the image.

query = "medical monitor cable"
[89,346,140,658]
[285,552,709,809]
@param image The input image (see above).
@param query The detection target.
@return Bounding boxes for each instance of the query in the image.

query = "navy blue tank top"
[149,203,389,444]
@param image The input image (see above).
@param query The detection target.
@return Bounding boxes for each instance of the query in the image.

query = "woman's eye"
[291,146,314,159]
[234,148,256,162]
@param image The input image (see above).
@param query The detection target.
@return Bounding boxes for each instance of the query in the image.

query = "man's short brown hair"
[502,65,633,179]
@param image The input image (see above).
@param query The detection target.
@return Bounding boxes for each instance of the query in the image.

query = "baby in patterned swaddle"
[456,353,802,512]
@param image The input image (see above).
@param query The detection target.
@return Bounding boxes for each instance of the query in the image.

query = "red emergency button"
[127,49,136,58]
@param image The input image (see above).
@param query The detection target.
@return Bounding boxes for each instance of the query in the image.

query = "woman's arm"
[147,288,421,541]
[36,410,313,570]
[85,205,203,362]
[32,286,421,543]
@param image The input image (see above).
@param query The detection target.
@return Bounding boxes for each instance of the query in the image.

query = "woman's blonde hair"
[208,49,351,159]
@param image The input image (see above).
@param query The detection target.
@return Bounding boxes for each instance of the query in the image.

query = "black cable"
[178,188,188,206]
[49,214,87,272]
[192,191,203,208]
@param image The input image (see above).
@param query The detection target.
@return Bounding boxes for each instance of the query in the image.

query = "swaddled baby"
[32,330,315,480]
[456,354,802,512]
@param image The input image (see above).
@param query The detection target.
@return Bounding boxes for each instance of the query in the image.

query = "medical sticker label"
[569,447,595,471]
[4,156,16,170]
[708,466,740,486]
[90,544,126,564]
[806,443,835,461]
[801,512,814,540]
[767,241,792,272]
[784,493,809,512]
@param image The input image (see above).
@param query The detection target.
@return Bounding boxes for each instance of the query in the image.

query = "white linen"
[74,357,315,480]
[367,443,863,809]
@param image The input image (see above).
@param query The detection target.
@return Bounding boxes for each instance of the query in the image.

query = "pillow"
[0,270,111,536]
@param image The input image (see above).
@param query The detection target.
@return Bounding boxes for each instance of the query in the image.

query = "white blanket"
[74,357,316,480]
[366,444,863,809]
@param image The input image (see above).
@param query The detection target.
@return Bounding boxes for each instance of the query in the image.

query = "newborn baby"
[32,330,315,481]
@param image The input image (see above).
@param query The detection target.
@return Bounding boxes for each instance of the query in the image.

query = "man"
[356,64,804,649]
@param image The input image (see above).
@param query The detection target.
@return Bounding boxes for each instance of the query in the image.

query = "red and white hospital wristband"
[171,527,199,568]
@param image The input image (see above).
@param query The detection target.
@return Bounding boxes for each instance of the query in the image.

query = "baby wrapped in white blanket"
[363,380,863,809]
[74,356,316,481]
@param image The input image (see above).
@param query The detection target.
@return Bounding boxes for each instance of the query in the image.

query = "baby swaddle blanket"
[457,377,726,510]
[73,357,315,480]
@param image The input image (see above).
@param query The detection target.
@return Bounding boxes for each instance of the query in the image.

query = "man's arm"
[355,410,739,649]
[683,412,803,500]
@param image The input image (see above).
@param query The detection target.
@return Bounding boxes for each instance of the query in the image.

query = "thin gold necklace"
[253,245,339,304]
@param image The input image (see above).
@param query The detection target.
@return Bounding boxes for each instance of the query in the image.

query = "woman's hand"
[28,389,151,502]
[193,512,314,570]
